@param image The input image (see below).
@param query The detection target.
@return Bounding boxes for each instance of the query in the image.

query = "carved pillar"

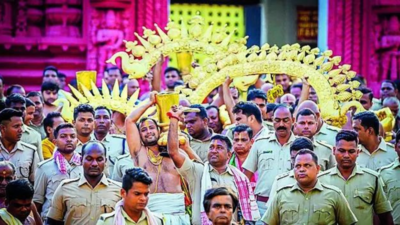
[45,0,82,37]
[0,1,14,37]
[16,0,28,37]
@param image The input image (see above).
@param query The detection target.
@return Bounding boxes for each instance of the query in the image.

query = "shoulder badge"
[60,177,80,186]
[317,169,331,178]
[276,171,290,180]
[277,183,294,192]
[107,178,122,187]
[326,125,341,132]
[315,140,333,149]
[20,141,37,151]
[99,211,116,221]
[37,158,54,168]
[321,183,341,193]
[378,162,395,173]
[110,134,126,139]
[386,142,395,149]
[116,154,130,160]
[361,167,379,177]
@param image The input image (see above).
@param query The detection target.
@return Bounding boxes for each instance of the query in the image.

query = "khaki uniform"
[189,129,213,162]
[97,209,164,225]
[47,174,121,225]
[372,98,383,111]
[75,136,96,155]
[313,140,336,171]
[314,122,340,146]
[318,165,392,225]
[22,124,43,161]
[0,140,39,182]
[267,170,296,209]
[242,133,296,197]
[95,134,128,176]
[262,180,358,225]
[379,158,400,224]
[263,121,274,132]
[358,138,397,171]
[177,158,238,225]
[33,158,82,218]
[29,122,46,140]
[225,124,271,141]
[111,154,135,182]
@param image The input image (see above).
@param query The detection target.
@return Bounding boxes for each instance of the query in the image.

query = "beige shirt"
[379,158,400,224]
[95,134,128,176]
[47,174,122,225]
[0,140,39,182]
[358,138,397,171]
[33,158,82,218]
[97,209,163,225]
[313,140,336,171]
[22,124,43,161]
[29,121,46,140]
[111,154,135,182]
[314,122,340,146]
[242,133,296,197]
[177,158,238,225]
[262,180,358,225]
[75,135,97,155]
[318,165,392,225]
[189,129,213,162]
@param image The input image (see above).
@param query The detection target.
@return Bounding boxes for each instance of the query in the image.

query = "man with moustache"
[125,92,191,225]
[41,81,59,116]
[47,141,121,225]
[42,112,65,160]
[262,150,358,225]
[73,104,96,154]
[34,123,82,220]
[242,104,295,221]
[203,187,239,225]
[372,80,398,111]
[0,161,16,208]
[0,109,39,183]
[318,130,394,225]
[27,91,46,139]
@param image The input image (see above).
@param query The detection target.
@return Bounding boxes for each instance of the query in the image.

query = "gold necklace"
[147,148,163,166]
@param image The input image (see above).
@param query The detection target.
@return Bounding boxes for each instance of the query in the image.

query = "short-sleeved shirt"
[314,122,340,146]
[0,140,39,182]
[111,154,135,182]
[318,165,392,225]
[75,136,97,155]
[267,170,296,209]
[29,121,46,140]
[177,157,238,225]
[358,138,397,171]
[22,124,43,161]
[262,180,358,225]
[225,124,271,141]
[189,129,213,162]
[95,134,128,176]
[97,209,164,225]
[47,174,122,225]
[379,158,400,224]
[313,140,336,171]
[242,133,296,197]
[33,158,82,218]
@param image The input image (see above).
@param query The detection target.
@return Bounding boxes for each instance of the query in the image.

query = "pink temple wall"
[0,0,168,94]
[328,0,400,96]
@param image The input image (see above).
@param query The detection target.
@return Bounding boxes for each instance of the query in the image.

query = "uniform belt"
[256,195,269,203]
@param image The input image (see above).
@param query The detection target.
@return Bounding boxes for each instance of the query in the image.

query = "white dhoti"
[148,193,190,225]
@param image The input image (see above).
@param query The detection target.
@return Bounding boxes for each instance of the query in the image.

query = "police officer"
[262,149,358,225]
[318,130,394,225]
[111,153,135,182]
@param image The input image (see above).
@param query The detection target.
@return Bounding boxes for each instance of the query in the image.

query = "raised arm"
[222,78,236,123]
[125,92,157,157]
[151,57,163,92]
[297,78,310,107]
[167,105,189,168]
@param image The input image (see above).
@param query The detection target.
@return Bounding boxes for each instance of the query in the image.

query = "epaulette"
[321,183,342,193]
[110,134,126,139]
[60,177,80,186]
[315,140,333,149]
[276,171,290,180]
[20,141,37,151]
[116,154,131,161]
[254,136,271,142]
[317,169,331,177]
[361,167,379,177]
[192,159,204,165]
[37,158,54,168]
[386,142,395,148]
[326,125,341,132]
[277,183,294,192]
[98,211,115,221]
[107,178,122,187]
[378,162,395,173]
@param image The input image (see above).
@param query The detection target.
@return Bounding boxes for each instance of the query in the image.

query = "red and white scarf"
[113,200,159,225]
[200,162,260,225]
[54,150,81,174]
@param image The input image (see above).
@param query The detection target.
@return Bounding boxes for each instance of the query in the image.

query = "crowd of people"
[0,63,399,225]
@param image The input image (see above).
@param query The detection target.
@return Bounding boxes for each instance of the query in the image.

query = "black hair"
[0,108,23,124]
[137,117,160,131]
[95,106,111,117]
[266,103,277,113]
[5,94,26,107]
[54,123,74,139]
[184,104,208,119]
[396,129,400,144]
[164,67,181,77]
[295,108,317,121]
[210,134,233,152]
[382,80,397,90]
[26,91,43,102]
[105,66,122,76]
[336,130,359,145]
[290,137,314,153]
[358,87,373,102]
[206,105,220,113]
[0,101,5,112]
[291,83,302,91]
[81,140,107,157]
[294,149,319,165]
[57,73,66,79]
[5,85,24,97]
[43,112,63,137]
[25,98,35,108]
[43,66,58,76]
[232,124,253,139]
[6,179,34,201]
[273,104,292,116]
[41,81,60,93]
[73,103,95,121]
[247,89,267,101]
[122,168,153,192]
[353,111,380,136]
[232,101,263,124]
[203,187,238,214]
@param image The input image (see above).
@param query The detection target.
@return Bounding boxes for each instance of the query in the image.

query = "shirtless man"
[125,92,190,225]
